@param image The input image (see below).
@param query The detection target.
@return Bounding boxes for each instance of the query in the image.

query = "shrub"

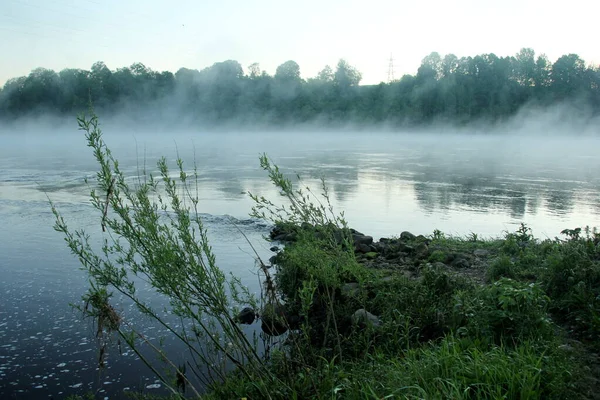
[52,112,275,397]
[454,278,553,344]
[487,255,516,281]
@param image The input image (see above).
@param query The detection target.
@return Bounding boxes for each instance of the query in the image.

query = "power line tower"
[387,53,395,83]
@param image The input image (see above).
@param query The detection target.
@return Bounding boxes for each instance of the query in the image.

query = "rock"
[379,237,391,243]
[473,249,490,257]
[558,344,575,352]
[342,282,360,297]
[398,243,414,253]
[272,234,286,241]
[236,307,256,325]
[364,252,378,260]
[373,242,386,252]
[353,234,374,246]
[350,228,365,236]
[352,309,381,328]
[452,258,470,268]
[261,303,288,336]
[445,252,458,262]
[400,231,416,241]
[401,270,414,279]
[415,242,429,258]
[429,244,443,252]
[272,231,296,242]
[270,246,280,252]
[356,243,371,253]
[270,226,285,239]
[416,235,428,242]
[269,255,279,265]
[433,261,447,269]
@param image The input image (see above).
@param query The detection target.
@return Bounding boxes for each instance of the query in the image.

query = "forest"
[1,48,599,125]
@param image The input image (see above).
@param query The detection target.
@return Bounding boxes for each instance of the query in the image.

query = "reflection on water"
[3,131,598,236]
[1,129,600,398]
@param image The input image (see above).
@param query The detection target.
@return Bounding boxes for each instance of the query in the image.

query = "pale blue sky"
[1,0,598,86]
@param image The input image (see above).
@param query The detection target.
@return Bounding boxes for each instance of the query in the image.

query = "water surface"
[1,128,599,398]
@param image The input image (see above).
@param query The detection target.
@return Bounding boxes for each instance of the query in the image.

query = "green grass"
[205,335,576,400]
[205,223,599,399]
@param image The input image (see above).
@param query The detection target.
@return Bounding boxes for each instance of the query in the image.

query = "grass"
[207,222,598,399]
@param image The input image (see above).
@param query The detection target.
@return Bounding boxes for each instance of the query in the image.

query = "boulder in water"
[235,307,256,325]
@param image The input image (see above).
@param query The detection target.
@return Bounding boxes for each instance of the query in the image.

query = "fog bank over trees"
[1,48,599,129]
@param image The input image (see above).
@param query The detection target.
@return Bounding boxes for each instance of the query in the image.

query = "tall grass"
[52,111,277,397]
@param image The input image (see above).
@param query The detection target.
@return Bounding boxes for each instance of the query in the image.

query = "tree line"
[1,48,599,125]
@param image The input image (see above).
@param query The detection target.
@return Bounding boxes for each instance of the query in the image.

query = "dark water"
[1,128,600,398]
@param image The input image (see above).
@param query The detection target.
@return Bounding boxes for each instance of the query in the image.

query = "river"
[1,125,599,398]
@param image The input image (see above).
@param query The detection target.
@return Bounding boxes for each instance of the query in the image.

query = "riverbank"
[208,222,600,399]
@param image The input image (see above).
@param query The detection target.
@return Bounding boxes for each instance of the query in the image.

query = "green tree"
[535,54,552,88]
[247,62,262,79]
[334,59,362,87]
[514,48,536,86]
[442,54,459,77]
[275,60,302,83]
[418,52,443,81]
[58,68,91,112]
[316,65,334,82]
[551,54,587,98]
[89,61,114,106]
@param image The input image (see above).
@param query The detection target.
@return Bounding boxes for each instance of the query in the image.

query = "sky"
[1,0,599,86]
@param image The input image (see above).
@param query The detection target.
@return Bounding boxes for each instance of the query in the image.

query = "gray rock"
[356,243,371,253]
[452,258,470,268]
[398,243,414,253]
[433,261,447,269]
[342,282,360,297]
[372,244,384,253]
[353,234,374,246]
[558,344,575,352]
[415,242,429,258]
[236,307,256,325]
[261,303,288,336]
[473,249,490,257]
[352,309,381,327]
[400,231,416,241]
[429,244,443,252]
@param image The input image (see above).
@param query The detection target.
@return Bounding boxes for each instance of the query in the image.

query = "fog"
[1,104,599,239]
[2,86,600,400]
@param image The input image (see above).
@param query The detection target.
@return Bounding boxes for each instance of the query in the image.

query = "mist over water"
[1,119,600,398]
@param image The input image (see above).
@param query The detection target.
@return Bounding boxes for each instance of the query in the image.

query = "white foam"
[145,383,161,389]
